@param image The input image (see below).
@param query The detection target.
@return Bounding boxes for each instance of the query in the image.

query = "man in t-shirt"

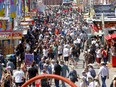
[54,60,62,87]
[27,62,38,86]
[13,67,25,86]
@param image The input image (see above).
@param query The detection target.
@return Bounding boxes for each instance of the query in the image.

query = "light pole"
[101,13,105,33]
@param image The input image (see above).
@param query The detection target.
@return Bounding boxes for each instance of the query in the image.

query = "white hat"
[88,75,93,80]
[101,61,105,65]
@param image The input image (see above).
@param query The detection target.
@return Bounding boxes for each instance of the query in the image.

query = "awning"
[111,33,116,39]
[104,33,116,40]
[104,35,111,40]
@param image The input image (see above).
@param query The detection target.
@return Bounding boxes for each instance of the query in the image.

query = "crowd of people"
[0,5,116,87]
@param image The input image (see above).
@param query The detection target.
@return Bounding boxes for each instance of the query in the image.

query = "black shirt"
[4,79,10,87]
[54,64,61,75]
[28,66,38,79]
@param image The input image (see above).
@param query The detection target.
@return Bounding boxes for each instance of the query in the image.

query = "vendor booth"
[0,31,22,57]
[105,33,116,67]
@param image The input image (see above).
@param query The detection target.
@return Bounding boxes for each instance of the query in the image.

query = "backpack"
[70,70,78,82]
[90,69,96,78]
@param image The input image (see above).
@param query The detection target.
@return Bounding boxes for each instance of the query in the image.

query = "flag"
[4,0,9,17]
[16,0,22,17]
[0,0,5,17]
[25,0,28,12]
[22,0,24,12]
[10,0,17,18]
[22,0,29,13]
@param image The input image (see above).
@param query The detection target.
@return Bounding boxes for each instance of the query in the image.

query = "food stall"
[0,31,22,57]
[111,33,116,67]
[104,33,116,67]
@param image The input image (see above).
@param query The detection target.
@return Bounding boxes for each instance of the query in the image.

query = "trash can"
[112,56,116,67]
[6,54,16,69]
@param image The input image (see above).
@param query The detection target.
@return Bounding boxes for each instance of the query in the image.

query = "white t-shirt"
[63,47,70,57]
[77,38,81,43]
[88,81,94,87]
[80,76,87,87]
[58,45,62,54]
[26,43,30,51]
[13,70,24,83]
[43,49,48,57]
[94,81,100,87]
[96,49,102,58]
[98,66,109,77]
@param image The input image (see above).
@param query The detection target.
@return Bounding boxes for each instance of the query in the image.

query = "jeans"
[101,76,106,87]
[103,57,107,64]
[0,73,2,80]
[61,81,66,87]
[55,79,59,87]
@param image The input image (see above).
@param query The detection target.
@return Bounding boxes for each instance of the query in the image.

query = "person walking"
[13,67,25,87]
[6,59,15,75]
[88,64,96,78]
[27,62,38,87]
[60,60,69,87]
[98,62,109,87]
[88,75,94,87]
[63,45,70,65]
[54,60,62,87]
[101,47,108,64]
[41,68,50,87]
[95,47,102,68]
[68,66,78,83]
[4,73,12,87]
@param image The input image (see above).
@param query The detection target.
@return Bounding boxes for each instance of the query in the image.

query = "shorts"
[48,53,54,59]
[58,54,62,57]
[15,82,24,86]
[64,57,69,61]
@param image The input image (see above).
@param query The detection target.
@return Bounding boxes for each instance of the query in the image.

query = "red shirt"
[102,50,107,57]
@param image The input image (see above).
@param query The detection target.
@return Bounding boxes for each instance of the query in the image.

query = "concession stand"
[0,31,22,57]
[105,33,116,67]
